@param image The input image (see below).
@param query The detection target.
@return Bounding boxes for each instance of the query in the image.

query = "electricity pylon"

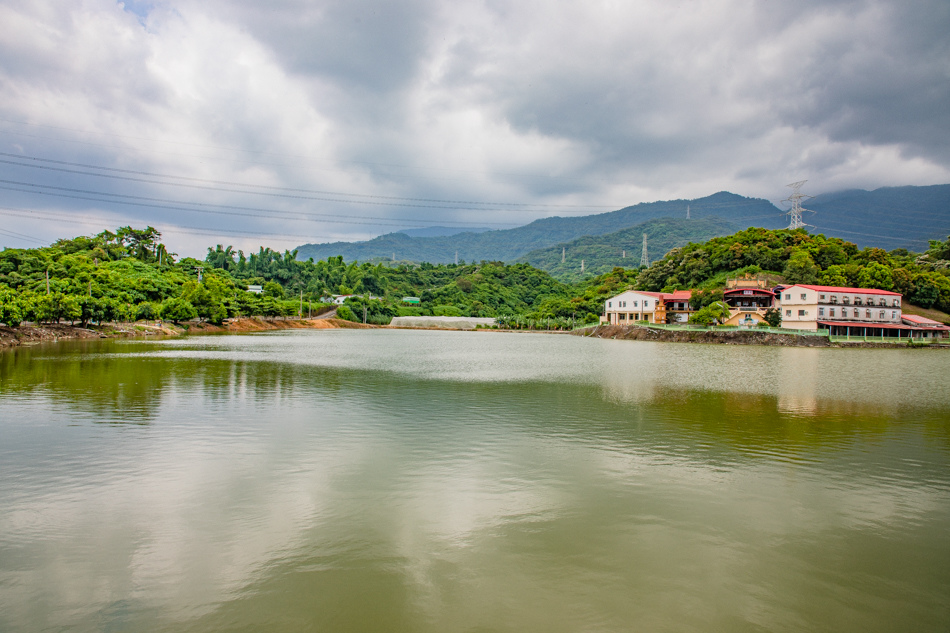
[783,180,814,229]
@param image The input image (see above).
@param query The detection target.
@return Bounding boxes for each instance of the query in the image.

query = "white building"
[602,290,665,325]
[777,284,902,331]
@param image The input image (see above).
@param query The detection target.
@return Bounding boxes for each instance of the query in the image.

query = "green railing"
[829,335,947,345]
[613,322,831,337]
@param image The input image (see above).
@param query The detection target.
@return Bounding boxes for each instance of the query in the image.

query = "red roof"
[818,320,950,331]
[789,284,901,296]
[662,290,693,301]
[901,314,946,326]
[724,288,774,296]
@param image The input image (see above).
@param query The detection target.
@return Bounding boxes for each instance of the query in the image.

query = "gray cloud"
[0,0,948,254]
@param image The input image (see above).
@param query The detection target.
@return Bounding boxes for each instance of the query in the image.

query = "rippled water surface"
[1,329,949,632]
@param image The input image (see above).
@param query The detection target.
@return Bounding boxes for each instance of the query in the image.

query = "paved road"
[313,308,337,319]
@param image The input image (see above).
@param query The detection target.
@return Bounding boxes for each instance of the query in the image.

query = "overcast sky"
[1,0,948,256]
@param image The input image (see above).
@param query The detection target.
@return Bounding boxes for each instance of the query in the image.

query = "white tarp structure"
[389,316,495,330]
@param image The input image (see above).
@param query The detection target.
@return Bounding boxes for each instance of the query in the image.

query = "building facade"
[777,284,902,331]
[602,290,665,325]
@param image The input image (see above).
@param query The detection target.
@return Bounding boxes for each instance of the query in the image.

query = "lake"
[1,329,949,632]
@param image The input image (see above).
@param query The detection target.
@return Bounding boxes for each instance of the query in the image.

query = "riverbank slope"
[0,317,372,349]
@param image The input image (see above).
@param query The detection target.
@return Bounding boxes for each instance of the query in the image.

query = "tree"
[0,288,24,326]
[762,307,782,327]
[782,250,820,285]
[688,301,730,325]
[160,298,198,324]
[856,262,894,291]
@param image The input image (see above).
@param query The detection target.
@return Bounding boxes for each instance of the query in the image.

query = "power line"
[0,152,617,210]
[0,179,517,228]
[0,207,337,242]
[0,226,47,245]
[0,119,620,194]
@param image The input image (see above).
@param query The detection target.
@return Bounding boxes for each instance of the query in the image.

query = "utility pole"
[363,304,367,324]
[622,250,626,259]
[46,269,50,295]
[581,260,585,273]
[562,247,565,263]
[640,234,649,268]
[299,289,303,318]
[194,266,203,282]
[308,300,312,319]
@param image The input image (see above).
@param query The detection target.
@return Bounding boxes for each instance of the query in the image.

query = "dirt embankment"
[0,317,372,349]
[574,324,834,347]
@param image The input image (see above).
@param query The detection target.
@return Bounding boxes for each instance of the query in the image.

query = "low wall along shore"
[389,316,496,330]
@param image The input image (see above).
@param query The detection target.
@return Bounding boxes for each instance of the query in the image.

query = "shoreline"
[0,317,373,350]
[573,324,949,348]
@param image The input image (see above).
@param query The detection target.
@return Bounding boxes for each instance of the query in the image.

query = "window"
[786,309,791,317]
[892,311,897,319]
[819,294,826,301]
[843,297,850,304]
[879,298,886,306]
[798,309,806,316]
[893,299,900,307]
[866,309,871,319]
[608,302,612,308]
[818,307,825,316]
[785,293,791,300]
[854,297,862,306]
[854,309,860,318]
[800,294,807,300]
[879,310,885,319]
[633,301,638,307]
[619,313,626,320]
[829,308,836,317]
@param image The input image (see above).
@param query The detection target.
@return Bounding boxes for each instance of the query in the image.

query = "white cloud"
[0,0,947,254]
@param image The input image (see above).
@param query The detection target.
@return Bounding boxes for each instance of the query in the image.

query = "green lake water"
[1,329,949,632]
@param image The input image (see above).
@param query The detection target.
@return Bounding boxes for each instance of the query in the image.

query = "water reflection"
[1,331,949,632]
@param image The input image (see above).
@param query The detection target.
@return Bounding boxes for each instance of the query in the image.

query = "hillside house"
[602,290,694,324]
[602,290,665,325]
[721,276,776,327]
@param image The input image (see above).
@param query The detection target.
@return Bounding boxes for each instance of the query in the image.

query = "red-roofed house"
[778,284,902,331]
[602,289,695,324]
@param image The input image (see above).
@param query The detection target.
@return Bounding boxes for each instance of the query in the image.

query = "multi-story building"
[721,275,776,327]
[777,284,903,331]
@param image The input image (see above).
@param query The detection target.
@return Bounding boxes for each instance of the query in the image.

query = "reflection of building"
[721,276,775,327]
[602,290,694,324]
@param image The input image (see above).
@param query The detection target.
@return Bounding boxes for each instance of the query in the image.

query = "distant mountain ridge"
[398,226,492,238]
[518,216,739,282]
[807,185,950,251]
[294,185,950,264]
[296,191,785,264]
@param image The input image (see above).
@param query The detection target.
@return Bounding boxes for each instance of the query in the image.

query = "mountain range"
[295,185,950,274]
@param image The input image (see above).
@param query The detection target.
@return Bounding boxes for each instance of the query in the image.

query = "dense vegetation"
[3,225,948,330]
[631,228,950,313]
[518,216,738,282]
[0,226,578,328]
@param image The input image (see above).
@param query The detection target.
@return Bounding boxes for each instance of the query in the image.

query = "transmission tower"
[686,204,690,220]
[783,180,814,229]
[640,234,649,267]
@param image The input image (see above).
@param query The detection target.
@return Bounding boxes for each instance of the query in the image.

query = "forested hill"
[295,192,784,264]
[807,185,950,251]
[518,216,738,282]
